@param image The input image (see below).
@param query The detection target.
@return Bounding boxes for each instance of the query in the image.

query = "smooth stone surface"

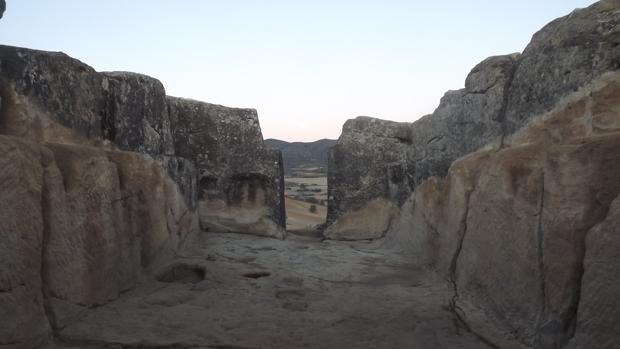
[57,232,519,349]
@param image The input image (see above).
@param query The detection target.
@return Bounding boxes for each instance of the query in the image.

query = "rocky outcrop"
[0,135,199,347]
[326,53,518,239]
[408,54,519,185]
[0,44,284,346]
[0,46,109,145]
[326,0,620,240]
[0,44,284,238]
[168,97,286,239]
[323,0,620,346]
[503,0,620,134]
[102,72,175,157]
[569,193,620,348]
[326,117,412,239]
[326,54,519,240]
[0,0,5,19]
[0,138,51,348]
[389,71,620,348]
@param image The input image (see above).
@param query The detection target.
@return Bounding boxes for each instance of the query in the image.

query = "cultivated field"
[285,197,327,231]
[284,165,328,231]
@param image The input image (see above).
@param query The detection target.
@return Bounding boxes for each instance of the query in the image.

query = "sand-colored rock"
[0,43,285,346]
[168,97,286,239]
[0,138,51,348]
[326,117,413,230]
[326,1,620,240]
[56,232,518,349]
[0,135,200,344]
[324,198,397,240]
[1,1,619,348]
[394,72,620,347]
[0,45,285,240]
[568,193,620,349]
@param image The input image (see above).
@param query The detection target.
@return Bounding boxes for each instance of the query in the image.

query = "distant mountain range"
[265,138,337,174]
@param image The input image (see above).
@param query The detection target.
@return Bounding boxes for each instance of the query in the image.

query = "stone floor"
[54,232,503,349]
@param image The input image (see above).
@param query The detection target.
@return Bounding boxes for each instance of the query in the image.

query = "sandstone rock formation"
[390,71,620,348]
[102,71,175,156]
[1,0,619,347]
[570,192,620,348]
[326,0,620,240]
[325,0,620,347]
[326,117,412,239]
[0,135,199,347]
[0,43,285,346]
[0,44,285,239]
[168,97,286,239]
[0,138,51,348]
[503,0,620,134]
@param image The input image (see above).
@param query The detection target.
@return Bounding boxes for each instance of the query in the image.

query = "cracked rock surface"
[385,71,620,348]
[326,0,620,240]
[0,44,285,240]
[54,232,515,349]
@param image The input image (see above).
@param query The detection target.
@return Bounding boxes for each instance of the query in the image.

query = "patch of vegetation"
[306,197,319,204]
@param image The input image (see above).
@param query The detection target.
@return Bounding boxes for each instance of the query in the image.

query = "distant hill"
[265,138,337,174]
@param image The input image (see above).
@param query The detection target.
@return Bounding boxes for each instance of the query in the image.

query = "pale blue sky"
[0,0,597,141]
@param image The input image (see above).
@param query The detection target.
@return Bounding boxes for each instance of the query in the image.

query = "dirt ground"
[285,197,327,231]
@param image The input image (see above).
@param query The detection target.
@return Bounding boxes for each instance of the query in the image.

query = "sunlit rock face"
[326,0,620,240]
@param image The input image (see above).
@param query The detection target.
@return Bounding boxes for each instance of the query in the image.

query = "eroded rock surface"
[102,71,175,156]
[327,0,620,240]
[55,232,517,349]
[0,138,51,348]
[168,97,286,239]
[324,1,620,347]
[504,0,620,134]
[0,136,199,346]
[0,45,284,239]
[568,193,620,349]
[388,72,620,347]
[0,44,284,347]
[326,117,412,239]
[1,1,619,348]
